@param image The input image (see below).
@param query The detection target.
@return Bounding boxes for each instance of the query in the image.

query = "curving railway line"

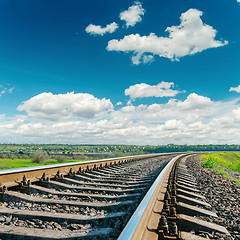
[0,153,231,239]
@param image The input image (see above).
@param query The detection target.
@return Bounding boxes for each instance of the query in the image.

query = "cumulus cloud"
[114,93,215,125]
[142,55,154,64]
[2,82,240,144]
[164,119,183,130]
[233,107,240,120]
[1,93,240,144]
[120,1,145,27]
[86,22,118,36]
[230,85,240,93]
[107,8,228,64]
[17,92,113,120]
[2,99,240,145]
[176,93,212,110]
[125,82,180,99]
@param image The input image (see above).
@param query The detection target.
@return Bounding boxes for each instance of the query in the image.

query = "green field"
[200,152,240,185]
[0,158,84,170]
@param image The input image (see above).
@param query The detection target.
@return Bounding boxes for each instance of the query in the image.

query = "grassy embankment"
[200,152,240,185]
[0,152,129,170]
[0,158,85,170]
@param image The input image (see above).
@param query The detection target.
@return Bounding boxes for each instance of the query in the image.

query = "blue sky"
[0,0,240,144]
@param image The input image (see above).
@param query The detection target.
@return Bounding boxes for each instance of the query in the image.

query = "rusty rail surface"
[118,153,230,240]
[118,154,185,240]
[0,153,177,190]
[0,152,230,240]
[0,153,180,240]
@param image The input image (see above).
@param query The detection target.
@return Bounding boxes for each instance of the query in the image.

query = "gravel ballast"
[186,155,240,240]
[0,155,173,239]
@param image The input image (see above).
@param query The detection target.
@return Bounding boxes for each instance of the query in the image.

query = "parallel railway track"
[0,153,231,239]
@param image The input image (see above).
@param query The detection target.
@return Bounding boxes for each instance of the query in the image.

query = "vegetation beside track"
[200,152,240,185]
[0,158,84,170]
[0,149,141,170]
[0,149,129,170]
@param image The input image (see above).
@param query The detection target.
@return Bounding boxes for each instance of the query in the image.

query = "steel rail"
[0,152,179,189]
[118,154,187,240]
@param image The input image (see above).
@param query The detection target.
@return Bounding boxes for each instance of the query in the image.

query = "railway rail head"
[0,152,231,240]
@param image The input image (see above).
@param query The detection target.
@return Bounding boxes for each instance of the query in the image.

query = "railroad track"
[0,153,231,239]
[119,154,231,240]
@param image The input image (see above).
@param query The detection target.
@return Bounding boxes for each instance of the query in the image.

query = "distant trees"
[32,150,48,163]
[56,155,65,163]
[0,154,6,159]
[8,154,18,160]
[146,144,240,153]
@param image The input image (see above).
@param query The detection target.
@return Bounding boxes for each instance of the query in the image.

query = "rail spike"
[68,168,76,177]
[15,175,31,188]
[93,164,98,170]
[157,215,169,238]
[54,170,63,180]
[0,185,7,193]
[37,173,49,183]
[77,167,82,174]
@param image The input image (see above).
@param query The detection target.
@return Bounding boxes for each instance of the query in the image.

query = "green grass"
[213,167,229,176]
[201,157,215,168]
[200,152,240,172]
[200,152,240,185]
[0,158,85,170]
[213,166,240,185]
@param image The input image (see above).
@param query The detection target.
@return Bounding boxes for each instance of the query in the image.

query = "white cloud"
[107,8,228,64]
[116,93,214,125]
[143,55,154,64]
[116,101,122,106]
[121,105,136,113]
[164,119,184,130]
[230,85,240,93]
[8,87,14,93]
[233,107,240,120]
[120,1,145,27]
[86,22,118,36]
[127,100,132,106]
[2,86,240,145]
[176,93,212,110]
[125,82,180,99]
[17,92,113,120]
[2,99,240,144]
[0,85,14,97]
[0,89,6,96]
